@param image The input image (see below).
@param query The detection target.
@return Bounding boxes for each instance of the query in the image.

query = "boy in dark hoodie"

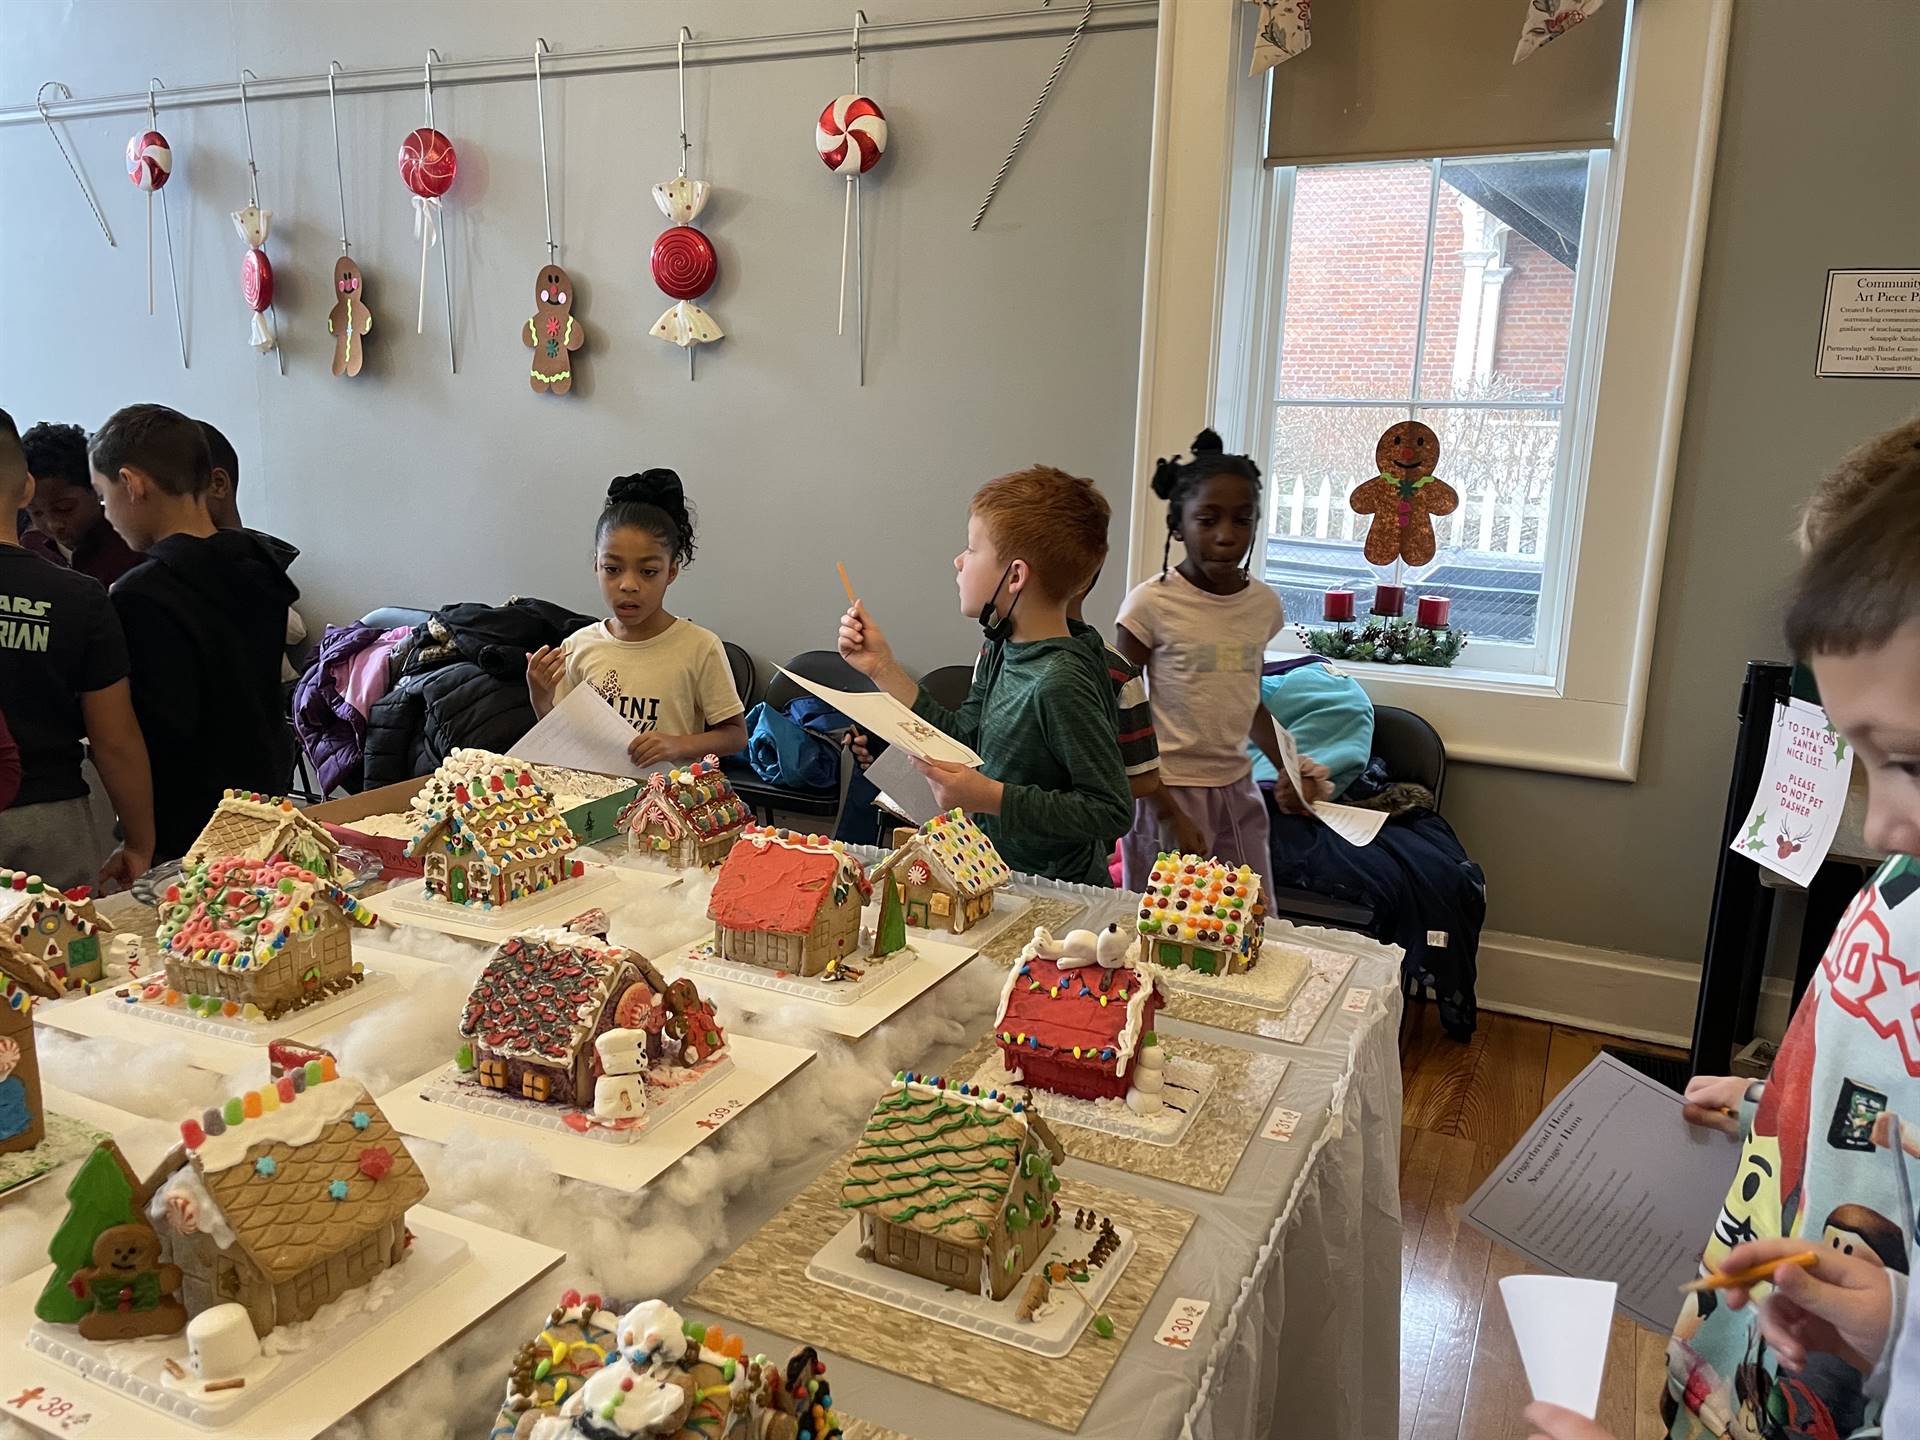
[197,418,307,681]
[89,405,297,860]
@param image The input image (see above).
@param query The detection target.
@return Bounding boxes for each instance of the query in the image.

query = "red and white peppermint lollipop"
[126,131,172,190]
[816,95,887,175]
[398,127,457,199]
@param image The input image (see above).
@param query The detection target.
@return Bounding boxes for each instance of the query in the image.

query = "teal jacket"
[912,628,1131,885]
[1247,659,1374,799]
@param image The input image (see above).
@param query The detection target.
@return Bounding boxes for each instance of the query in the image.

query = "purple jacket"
[293,622,400,794]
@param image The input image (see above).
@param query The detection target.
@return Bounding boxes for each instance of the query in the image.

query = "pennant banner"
[1514,0,1608,64]
[1246,0,1312,77]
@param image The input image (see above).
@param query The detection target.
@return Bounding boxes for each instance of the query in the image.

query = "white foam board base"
[411,1052,735,1145]
[666,935,979,1040]
[365,865,631,943]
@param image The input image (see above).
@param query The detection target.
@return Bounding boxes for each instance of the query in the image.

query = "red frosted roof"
[708,838,864,935]
[994,954,1161,1067]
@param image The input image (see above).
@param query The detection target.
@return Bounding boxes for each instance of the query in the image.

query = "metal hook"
[424,47,441,128]
[36,81,115,246]
[327,62,350,253]
[852,9,867,93]
[534,38,555,260]
[676,27,692,179]
[238,67,261,207]
[147,77,161,130]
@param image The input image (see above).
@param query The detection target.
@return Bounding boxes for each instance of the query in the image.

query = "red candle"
[1372,584,1406,617]
[1322,589,1355,622]
[1417,595,1451,628]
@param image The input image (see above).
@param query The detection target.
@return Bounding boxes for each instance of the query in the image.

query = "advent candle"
[1322,589,1355,622]
[1417,595,1451,628]
[1372,584,1406,618]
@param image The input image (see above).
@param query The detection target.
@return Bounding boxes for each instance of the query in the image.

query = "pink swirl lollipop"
[651,227,718,301]
[398,126,457,198]
[816,95,887,175]
[126,131,172,190]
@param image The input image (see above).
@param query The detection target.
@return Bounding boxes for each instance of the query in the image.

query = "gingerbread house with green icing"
[615,757,749,869]
[184,791,343,879]
[0,868,113,990]
[405,760,582,909]
[1135,852,1265,976]
[144,1060,428,1338]
[157,857,375,1019]
[874,810,1011,936]
[841,1074,1063,1302]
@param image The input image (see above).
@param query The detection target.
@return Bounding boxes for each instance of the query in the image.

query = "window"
[521,1070,551,1102]
[1260,151,1604,674]
[935,1246,966,1277]
[479,1057,508,1090]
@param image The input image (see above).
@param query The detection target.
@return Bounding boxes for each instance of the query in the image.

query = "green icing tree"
[872,868,908,958]
[36,1141,140,1323]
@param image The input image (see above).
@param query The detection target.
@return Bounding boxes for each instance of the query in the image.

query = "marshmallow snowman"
[187,1303,259,1379]
[1126,1039,1168,1117]
[592,1027,650,1122]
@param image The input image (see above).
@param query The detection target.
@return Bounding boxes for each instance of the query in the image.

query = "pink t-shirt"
[1117,571,1286,786]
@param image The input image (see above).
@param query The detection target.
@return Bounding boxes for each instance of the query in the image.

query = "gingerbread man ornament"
[1350,421,1459,568]
[523,264,585,395]
[328,256,375,379]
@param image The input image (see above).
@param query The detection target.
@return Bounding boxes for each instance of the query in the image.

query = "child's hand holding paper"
[913,756,1004,817]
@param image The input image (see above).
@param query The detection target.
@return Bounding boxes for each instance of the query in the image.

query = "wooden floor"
[1398,1006,1685,1440]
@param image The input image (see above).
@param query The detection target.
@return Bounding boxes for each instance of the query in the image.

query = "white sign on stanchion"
[1730,698,1855,887]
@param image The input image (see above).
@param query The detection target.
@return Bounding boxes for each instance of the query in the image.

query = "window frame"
[1127,0,1735,779]
[1248,150,1612,679]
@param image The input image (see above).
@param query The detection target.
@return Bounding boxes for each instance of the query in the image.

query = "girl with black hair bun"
[1113,429,1329,891]
[526,469,747,767]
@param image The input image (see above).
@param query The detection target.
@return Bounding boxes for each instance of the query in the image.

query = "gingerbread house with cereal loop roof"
[158,857,375,1019]
[874,809,1011,936]
[707,827,871,977]
[404,761,582,909]
[615,757,750,869]
[184,791,343,879]
[0,867,114,991]
[1135,852,1266,976]
[841,1074,1064,1301]
[144,1060,428,1338]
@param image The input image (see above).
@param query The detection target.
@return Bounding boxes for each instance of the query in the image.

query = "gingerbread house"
[874,810,1010,936]
[404,761,581,909]
[458,933,723,1107]
[184,791,344,879]
[707,828,871,978]
[1135,853,1266,976]
[841,1075,1063,1302]
[0,868,114,990]
[144,1061,428,1338]
[994,931,1166,1102]
[0,944,66,1155]
[615,758,749,868]
[157,857,375,1019]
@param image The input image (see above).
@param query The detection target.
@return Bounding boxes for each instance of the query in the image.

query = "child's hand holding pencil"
[1698,1237,1894,1374]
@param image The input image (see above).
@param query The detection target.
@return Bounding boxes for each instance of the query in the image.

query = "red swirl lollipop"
[126,131,172,191]
[398,127,457,198]
[242,248,273,313]
[650,227,718,301]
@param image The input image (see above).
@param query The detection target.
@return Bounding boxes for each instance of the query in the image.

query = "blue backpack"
[743,696,847,791]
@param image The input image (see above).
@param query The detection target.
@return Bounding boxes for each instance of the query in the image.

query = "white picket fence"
[1271,473,1548,558]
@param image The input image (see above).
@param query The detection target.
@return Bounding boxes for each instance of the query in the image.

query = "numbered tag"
[4,1382,96,1434]
[692,1097,745,1132]
[1261,1106,1303,1142]
[1154,1296,1211,1349]
[1341,987,1372,1013]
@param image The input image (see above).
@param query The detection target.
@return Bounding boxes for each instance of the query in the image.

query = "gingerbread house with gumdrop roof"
[0,868,114,990]
[841,1074,1063,1301]
[1135,853,1265,976]
[707,827,871,977]
[404,760,581,910]
[157,857,375,1019]
[144,1059,428,1338]
[615,757,749,869]
[0,943,66,1155]
[184,791,343,879]
[993,944,1166,1102]
[874,809,1011,936]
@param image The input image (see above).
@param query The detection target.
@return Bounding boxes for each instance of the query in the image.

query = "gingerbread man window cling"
[523,265,586,396]
[1350,421,1459,568]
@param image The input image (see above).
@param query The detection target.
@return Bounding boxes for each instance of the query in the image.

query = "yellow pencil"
[1678,1251,1817,1294]
[837,561,858,607]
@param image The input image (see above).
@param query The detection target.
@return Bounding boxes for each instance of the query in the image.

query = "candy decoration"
[650,221,718,302]
[234,70,282,370]
[818,17,888,387]
[524,40,584,397]
[399,48,458,371]
[971,0,1094,230]
[324,63,374,380]
[37,81,117,248]
[648,32,725,374]
[129,82,187,367]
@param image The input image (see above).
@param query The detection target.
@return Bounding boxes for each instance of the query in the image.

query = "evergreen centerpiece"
[1294,615,1466,667]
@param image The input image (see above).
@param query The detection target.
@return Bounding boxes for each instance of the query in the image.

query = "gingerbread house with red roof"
[994,926,1167,1102]
[615,757,749,869]
[707,827,871,978]
[404,759,582,910]
[0,867,114,990]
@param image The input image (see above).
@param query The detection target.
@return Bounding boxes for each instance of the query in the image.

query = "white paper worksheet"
[776,667,982,766]
[1463,1052,1743,1332]
[511,683,648,778]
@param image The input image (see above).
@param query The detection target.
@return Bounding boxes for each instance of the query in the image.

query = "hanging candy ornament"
[649,29,722,375]
[234,69,282,370]
[126,80,187,369]
[397,50,456,372]
[325,63,374,380]
[817,14,887,387]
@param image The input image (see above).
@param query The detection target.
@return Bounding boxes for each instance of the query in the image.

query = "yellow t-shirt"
[556,617,744,737]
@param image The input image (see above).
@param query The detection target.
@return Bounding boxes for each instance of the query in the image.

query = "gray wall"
[0,0,1153,674]
[1440,0,1920,963]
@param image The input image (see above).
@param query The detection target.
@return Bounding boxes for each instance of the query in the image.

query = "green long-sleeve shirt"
[910,629,1132,885]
